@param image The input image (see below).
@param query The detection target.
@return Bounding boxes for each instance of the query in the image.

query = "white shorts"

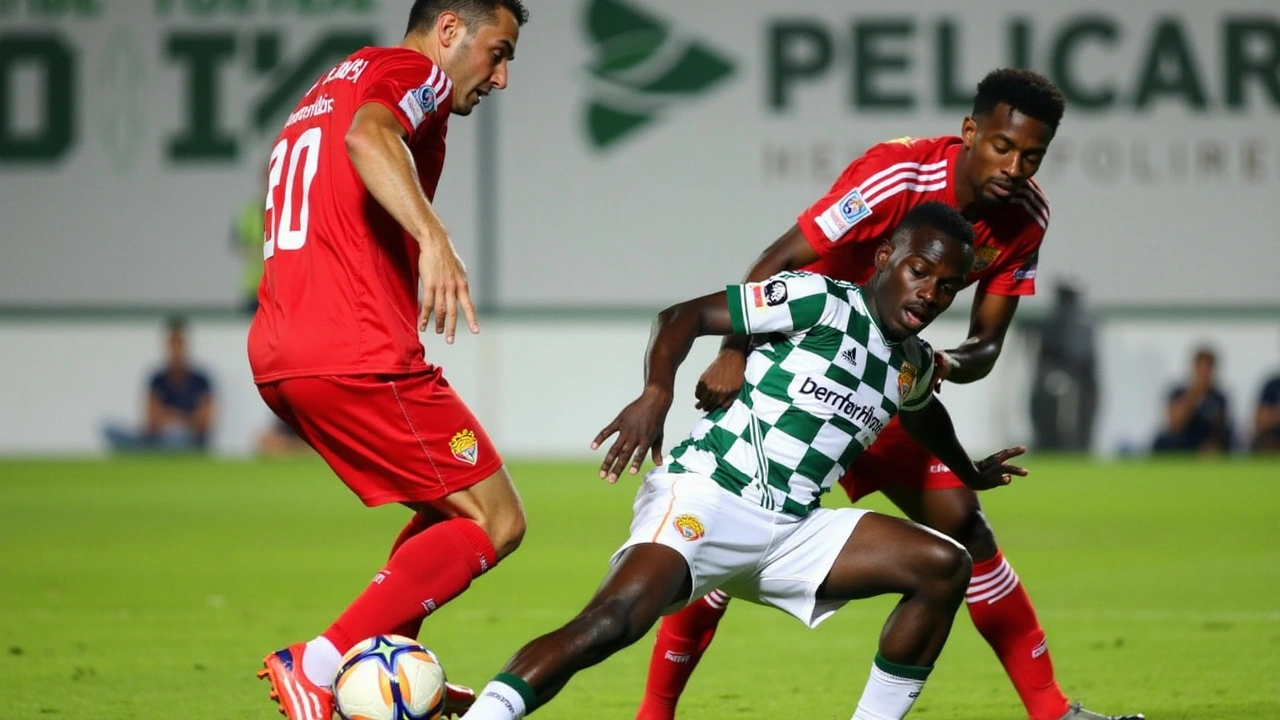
[611,467,870,628]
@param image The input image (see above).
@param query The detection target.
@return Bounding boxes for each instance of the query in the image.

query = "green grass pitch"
[1,456,1278,719]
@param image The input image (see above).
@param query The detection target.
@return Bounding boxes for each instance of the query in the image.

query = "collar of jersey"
[852,287,899,348]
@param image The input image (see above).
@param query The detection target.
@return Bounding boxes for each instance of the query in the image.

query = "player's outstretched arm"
[938,291,1020,385]
[345,102,478,343]
[898,399,1027,490]
[594,292,734,482]
[696,225,819,410]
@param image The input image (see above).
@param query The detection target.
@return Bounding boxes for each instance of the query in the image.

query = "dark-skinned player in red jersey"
[247,2,530,720]
[636,68,1144,720]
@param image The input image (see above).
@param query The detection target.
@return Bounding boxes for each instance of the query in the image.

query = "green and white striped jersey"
[666,271,936,517]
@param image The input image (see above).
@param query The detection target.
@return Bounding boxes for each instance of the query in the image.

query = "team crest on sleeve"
[897,362,919,400]
[449,429,479,465]
[971,246,1001,272]
[815,188,872,241]
[673,514,705,541]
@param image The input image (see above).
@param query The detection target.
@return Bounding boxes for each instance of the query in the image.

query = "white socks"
[850,653,931,720]
[461,675,534,720]
[302,636,342,687]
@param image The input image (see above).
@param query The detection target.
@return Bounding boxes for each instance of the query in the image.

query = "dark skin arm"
[936,289,1020,385]
[898,398,1027,490]
[695,226,816,410]
[593,292,735,482]
[593,289,1026,488]
[696,233,1022,401]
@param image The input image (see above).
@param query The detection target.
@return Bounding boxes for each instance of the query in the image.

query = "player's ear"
[437,10,462,47]
[873,241,893,271]
[961,116,977,149]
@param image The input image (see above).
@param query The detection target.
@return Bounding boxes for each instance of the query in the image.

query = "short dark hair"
[406,0,529,35]
[166,315,187,335]
[893,202,975,248]
[973,68,1066,130]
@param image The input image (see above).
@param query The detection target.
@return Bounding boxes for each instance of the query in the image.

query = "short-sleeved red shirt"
[249,47,455,383]
[796,135,1048,296]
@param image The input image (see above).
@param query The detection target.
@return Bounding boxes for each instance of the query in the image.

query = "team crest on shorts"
[449,429,479,465]
[898,362,919,400]
[971,246,1001,272]
[673,514,705,541]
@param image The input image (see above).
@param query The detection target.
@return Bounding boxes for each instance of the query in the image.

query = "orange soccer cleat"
[257,643,335,720]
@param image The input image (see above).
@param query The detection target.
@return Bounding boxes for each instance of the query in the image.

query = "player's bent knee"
[485,508,526,561]
[918,536,972,598]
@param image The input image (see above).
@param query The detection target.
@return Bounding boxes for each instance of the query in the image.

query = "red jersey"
[248,47,455,383]
[796,136,1048,296]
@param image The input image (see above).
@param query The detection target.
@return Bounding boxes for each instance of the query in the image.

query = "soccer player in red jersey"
[247,2,529,719]
[636,69,1144,720]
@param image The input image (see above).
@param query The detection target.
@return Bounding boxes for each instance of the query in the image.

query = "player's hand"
[417,238,479,343]
[694,348,747,411]
[966,446,1028,490]
[591,388,672,483]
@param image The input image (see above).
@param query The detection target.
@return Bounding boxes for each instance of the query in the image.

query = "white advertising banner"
[0,0,481,307]
[495,0,1280,308]
[1,0,1277,309]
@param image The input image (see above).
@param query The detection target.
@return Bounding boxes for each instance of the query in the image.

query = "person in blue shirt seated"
[1252,359,1280,453]
[1152,346,1233,454]
[104,317,215,452]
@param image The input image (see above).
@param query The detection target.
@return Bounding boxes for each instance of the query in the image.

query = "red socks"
[966,550,1070,720]
[635,590,731,720]
[323,516,496,654]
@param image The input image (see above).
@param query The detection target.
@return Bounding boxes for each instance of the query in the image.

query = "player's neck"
[400,33,439,65]
[860,287,903,346]
[951,153,980,213]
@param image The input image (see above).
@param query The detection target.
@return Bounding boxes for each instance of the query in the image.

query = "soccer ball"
[333,635,448,720]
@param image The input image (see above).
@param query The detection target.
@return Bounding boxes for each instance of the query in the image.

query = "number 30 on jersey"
[263,127,322,259]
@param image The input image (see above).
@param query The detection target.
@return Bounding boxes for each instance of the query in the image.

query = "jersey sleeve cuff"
[727,284,749,335]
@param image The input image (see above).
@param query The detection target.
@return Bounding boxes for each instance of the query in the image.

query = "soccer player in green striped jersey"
[459,202,1028,720]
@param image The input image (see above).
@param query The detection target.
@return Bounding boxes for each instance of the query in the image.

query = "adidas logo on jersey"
[841,347,858,366]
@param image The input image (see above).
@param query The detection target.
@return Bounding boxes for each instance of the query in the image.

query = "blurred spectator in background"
[103,317,215,453]
[233,195,265,313]
[1152,346,1232,454]
[1251,356,1280,453]
[1026,281,1098,451]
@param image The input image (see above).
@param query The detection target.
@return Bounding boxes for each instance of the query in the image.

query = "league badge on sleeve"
[398,81,439,131]
[751,279,789,309]
[449,429,479,465]
[1014,252,1039,280]
[414,83,438,114]
[815,188,873,241]
[763,280,788,306]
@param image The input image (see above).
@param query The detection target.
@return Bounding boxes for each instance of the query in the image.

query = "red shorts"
[838,415,966,502]
[257,369,503,507]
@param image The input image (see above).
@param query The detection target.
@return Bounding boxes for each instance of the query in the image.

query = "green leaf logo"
[584,0,735,150]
